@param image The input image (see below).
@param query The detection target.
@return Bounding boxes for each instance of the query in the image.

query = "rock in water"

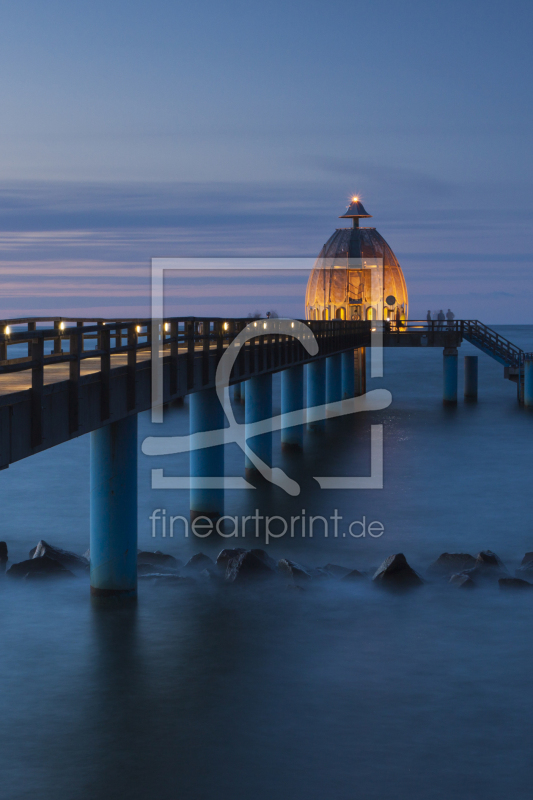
[183,553,215,573]
[372,553,423,589]
[0,541,7,562]
[250,549,278,571]
[216,548,246,570]
[7,556,75,579]
[137,551,181,570]
[499,577,533,590]
[225,551,275,583]
[277,559,312,582]
[31,540,89,572]
[449,573,475,589]
[325,564,352,579]
[515,553,533,578]
[465,550,508,580]
[427,553,476,577]
[342,568,365,581]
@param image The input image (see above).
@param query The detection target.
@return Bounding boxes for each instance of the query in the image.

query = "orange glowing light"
[352,196,359,202]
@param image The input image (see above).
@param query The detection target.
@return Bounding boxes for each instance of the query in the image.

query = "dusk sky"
[0,0,532,320]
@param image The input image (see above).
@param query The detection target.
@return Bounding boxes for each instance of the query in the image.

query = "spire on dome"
[339,197,372,227]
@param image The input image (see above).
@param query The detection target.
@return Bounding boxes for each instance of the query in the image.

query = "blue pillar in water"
[326,353,343,406]
[524,359,533,407]
[190,388,224,521]
[245,373,272,476]
[281,365,304,451]
[90,415,138,597]
[443,348,458,405]
[464,355,478,400]
[233,382,245,404]
[342,350,356,399]
[306,359,326,432]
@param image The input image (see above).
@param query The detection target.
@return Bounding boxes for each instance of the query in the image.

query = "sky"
[0,0,532,321]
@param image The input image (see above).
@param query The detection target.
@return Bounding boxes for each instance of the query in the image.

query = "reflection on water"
[0,327,533,798]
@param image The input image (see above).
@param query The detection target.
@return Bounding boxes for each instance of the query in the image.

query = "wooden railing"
[0,317,370,448]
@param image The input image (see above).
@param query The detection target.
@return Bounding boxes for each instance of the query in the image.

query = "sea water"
[0,326,532,799]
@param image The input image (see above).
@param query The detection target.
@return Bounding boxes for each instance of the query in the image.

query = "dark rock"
[7,555,75,579]
[464,550,508,580]
[449,573,475,589]
[309,567,332,579]
[216,548,246,570]
[427,553,476,577]
[250,549,278,571]
[183,553,215,573]
[372,553,423,589]
[324,563,351,578]
[499,577,533,590]
[137,562,180,576]
[342,568,365,581]
[31,540,89,572]
[137,551,181,569]
[0,542,7,563]
[521,552,533,566]
[225,551,275,584]
[278,559,312,582]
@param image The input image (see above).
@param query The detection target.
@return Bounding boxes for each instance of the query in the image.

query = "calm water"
[1,326,533,799]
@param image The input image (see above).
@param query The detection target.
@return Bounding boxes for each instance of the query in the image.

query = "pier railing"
[0,317,369,448]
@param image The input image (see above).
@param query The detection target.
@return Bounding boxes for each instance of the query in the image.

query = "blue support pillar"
[342,350,356,400]
[281,365,304,452]
[245,373,272,476]
[443,348,458,405]
[524,359,533,407]
[326,353,343,408]
[306,359,326,432]
[464,355,478,400]
[190,388,224,521]
[90,415,138,597]
[233,382,244,404]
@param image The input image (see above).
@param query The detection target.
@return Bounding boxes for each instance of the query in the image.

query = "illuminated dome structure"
[305,198,408,322]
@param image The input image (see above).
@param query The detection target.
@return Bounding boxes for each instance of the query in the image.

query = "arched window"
[335,307,346,320]
[366,306,374,321]
[322,308,329,320]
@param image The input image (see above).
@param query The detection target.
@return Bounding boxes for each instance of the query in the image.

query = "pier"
[0,315,529,596]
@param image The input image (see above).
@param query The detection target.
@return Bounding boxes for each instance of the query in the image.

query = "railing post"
[100,326,111,421]
[169,320,178,397]
[202,319,210,385]
[53,320,63,354]
[31,336,44,447]
[187,321,195,390]
[127,324,137,412]
[69,328,82,434]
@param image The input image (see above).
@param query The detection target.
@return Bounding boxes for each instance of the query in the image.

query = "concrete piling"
[443,348,458,405]
[90,415,138,597]
[190,388,224,522]
[464,355,478,400]
[245,373,273,476]
[306,359,326,432]
[281,365,304,451]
